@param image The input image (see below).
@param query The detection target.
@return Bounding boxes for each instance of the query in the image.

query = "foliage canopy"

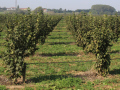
[90,4,116,15]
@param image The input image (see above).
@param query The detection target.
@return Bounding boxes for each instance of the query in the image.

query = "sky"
[0,0,120,11]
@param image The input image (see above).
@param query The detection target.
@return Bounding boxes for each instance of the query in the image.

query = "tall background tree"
[33,6,43,14]
[90,4,116,15]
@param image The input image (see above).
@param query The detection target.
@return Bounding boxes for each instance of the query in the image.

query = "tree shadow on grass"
[109,69,120,75]
[49,37,66,39]
[49,42,75,45]
[26,74,71,83]
[110,50,120,54]
[39,52,79,57]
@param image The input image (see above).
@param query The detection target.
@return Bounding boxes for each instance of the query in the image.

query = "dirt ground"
[0,70,118,90]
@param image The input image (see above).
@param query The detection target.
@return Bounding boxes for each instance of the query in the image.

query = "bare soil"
[0,75,12,85]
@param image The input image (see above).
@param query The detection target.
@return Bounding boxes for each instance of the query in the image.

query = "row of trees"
[1,11,62,83]
[65,13,120,76]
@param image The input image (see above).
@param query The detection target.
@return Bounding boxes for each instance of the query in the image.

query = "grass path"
[25,18,96,63]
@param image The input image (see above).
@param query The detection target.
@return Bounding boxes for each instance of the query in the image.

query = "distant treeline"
[0,7,7,11]
[45,4,120,15]
[47,8,90,13]
[47,8,73,13]
[1,4,120,15]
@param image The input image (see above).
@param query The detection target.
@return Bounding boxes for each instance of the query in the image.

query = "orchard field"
[0,14,120,90]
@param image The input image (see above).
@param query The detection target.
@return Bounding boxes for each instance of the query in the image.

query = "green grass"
[0,12,5,14]
[0,18,120,90]
[0,85,6,90]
